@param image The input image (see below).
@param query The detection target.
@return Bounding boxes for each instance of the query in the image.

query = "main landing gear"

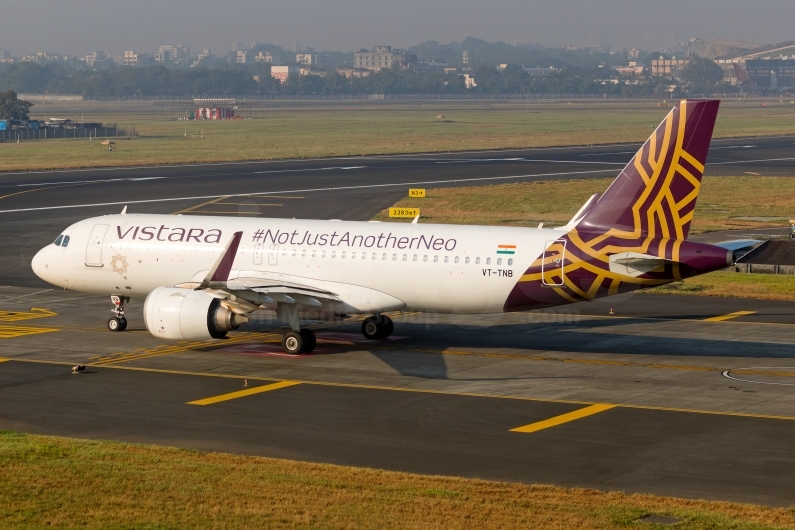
[281,329,317,355]
[107,295,128,332]
[361,314,394,340]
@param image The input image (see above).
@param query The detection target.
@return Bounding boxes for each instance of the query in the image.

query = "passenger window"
[53,235,63,246]
[363,253,368,260]
[454,256,459,264]
[301,250,306,258]
[444,256,449,263]
[402,254,407,261]
[392,254,397,261]
[433,255,438,262]
[476,257,481,265]
[382,253,387,260]
[341,251,346,259]
[497,258,502,265]
[292,249,296,257]
[423,255,428,262]
[351,252,356,259]
[508,258,513,266]
[62,236,70,247]
[465,257,470,264]
[311,250,316,258]
[322,251,326,258]
[486,257,491,265]
[331,251,336,258]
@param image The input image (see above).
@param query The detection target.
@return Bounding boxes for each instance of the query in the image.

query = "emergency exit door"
[541,239,566,287]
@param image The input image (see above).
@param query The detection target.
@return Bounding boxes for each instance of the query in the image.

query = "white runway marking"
[0,168,618,214]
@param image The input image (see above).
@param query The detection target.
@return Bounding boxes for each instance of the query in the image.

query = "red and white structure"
[196,107,235,120]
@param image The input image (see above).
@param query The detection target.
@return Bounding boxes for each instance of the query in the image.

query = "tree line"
[0,60,733,98]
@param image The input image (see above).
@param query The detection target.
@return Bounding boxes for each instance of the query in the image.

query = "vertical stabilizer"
[579,99,719,241]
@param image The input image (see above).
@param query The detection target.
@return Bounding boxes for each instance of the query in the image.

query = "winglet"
[120,205,127,215]
[198,231,243,289]
[411,214,419,224]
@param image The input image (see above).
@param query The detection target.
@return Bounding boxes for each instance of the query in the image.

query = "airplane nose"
[31,247,50,281]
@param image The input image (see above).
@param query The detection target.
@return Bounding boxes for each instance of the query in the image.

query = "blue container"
[27,121,39,130]
[0,121,7,131]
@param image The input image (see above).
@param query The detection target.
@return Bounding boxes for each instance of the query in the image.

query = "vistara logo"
[110,254,128,275]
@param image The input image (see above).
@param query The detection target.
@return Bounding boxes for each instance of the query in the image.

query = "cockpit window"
[53,235,63,246]
[62,235,70,247]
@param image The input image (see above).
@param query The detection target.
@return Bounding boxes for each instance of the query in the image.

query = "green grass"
[2,98,794,172]
[376,176,795,301]
[646,271,795,301]
[375,176,795,234]
[2,431,794,529]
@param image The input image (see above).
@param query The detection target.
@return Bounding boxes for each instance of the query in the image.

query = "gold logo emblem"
[110,254,129,275]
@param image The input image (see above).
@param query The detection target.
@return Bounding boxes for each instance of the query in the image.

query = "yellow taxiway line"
[187,380,301,406]
[6,358,795,423]
[704,311,757,322]
[511,404,616,433]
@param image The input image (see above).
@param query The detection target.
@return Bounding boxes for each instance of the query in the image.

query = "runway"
[1,137,795,506]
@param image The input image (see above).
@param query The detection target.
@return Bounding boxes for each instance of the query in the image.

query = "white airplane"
[32,100,732,354]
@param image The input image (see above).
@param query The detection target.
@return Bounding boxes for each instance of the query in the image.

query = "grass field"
[1,98,794,171]
[375,175,795,233]
[2,430,794,529]
[376,176,795,301]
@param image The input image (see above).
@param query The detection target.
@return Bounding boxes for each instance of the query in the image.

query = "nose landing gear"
[108,295,129,332]
[361,314,394,340]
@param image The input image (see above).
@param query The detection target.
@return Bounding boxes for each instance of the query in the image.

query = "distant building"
[746,59,795,88]
[628,48,641,59]
[650,58,689,77]
[22,52,70,64]
[462,51,471,64]
[271,65,299,83]
[613,62,644,75]
[685,38,761,60]
[156,45,190,64]
[0,50,10,60]
[296,53,318,66]
[236,51,248,64]
[196,107,235,120]
[498,64,560,75]
[123,51,154,67]
[462,74,477,88]
[254,52,273,63]
[715,41,795,84]
[82,51,112,67]
[354,46,417,71]
[336,68,370,79]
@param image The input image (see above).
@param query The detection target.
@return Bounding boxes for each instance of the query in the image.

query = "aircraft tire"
[282,330,304,355]
[382,316,394,338]
[361,317,383,340]
[107,317,123,332]
[119,317,128,331]
[299,329,316,353]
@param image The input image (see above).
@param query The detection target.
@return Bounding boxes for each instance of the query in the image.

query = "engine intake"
[143,287,250,340]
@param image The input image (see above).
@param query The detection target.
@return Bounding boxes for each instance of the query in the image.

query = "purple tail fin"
[578,99,720,241]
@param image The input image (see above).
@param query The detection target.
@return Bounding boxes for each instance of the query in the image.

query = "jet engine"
[143,287,250,340]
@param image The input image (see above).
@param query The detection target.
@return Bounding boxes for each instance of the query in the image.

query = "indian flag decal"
[497,245,516,255]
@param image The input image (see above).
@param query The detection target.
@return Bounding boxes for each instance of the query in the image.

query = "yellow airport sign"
[408,188,426,198]
[389,207,420,218]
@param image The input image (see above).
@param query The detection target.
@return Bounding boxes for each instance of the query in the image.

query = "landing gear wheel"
[282,330,304,355]
[362,315,393,340]
[107,317,123,332]
[382,316,394,338]
[118,317,128,331]
[299,329,316,353]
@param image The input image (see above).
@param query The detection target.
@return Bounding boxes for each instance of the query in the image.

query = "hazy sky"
[2,0,793,56]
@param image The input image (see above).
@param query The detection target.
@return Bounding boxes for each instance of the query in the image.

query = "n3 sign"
[408,188,426,198]
[389,208,420,218]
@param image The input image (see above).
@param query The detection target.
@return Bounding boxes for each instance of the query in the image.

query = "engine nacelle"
[143,287,250,340]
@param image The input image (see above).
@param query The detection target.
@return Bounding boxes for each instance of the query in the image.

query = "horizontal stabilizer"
[609,252,671,277]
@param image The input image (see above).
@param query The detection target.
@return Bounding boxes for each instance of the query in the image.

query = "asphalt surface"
[1,137,795,506]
